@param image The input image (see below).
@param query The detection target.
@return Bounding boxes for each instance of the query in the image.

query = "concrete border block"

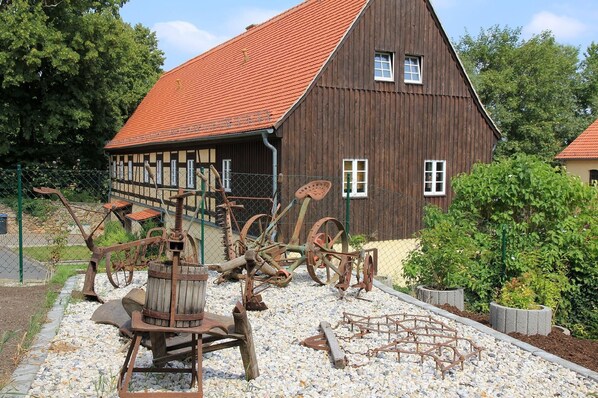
[416,285,464,311]
[490,302,552,336]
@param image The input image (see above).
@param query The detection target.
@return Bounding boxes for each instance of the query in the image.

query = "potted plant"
[403,208,477,311]
[490,273,552,336]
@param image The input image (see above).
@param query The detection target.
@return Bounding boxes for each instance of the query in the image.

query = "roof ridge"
[164,0,313,75]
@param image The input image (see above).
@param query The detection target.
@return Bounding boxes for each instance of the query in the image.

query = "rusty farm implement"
[211,175,377,309]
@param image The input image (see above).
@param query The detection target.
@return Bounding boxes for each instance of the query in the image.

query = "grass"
[393,284,414,295]
[0,264,88,390]
[19,245,91,263]
[21,264,86,349]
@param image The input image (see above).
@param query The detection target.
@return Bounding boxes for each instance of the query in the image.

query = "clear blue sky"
[120,0,598,71]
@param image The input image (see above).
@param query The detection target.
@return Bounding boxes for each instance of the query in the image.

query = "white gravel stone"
[26,269,597,397]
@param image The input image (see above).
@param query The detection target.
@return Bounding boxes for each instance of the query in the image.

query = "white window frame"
[187,159,195,189]
[374,52,394,82]
[118,160,124,180]
[170,159,178,187]
[112,158,117,178]
[342,159,368,198]
[404,55,422,84]
[127,160,133,181]
[424,160,446,196]
[222,159,232,192]
[143,160,150,184]
[156,159,163,185]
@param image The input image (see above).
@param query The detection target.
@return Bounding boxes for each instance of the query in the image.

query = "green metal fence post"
[345,173,351,236]
[17,164,23,283]
[501,224,507,281]
[200,167,205,264]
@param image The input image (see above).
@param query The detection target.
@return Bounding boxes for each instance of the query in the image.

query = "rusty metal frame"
[340,312,483,378]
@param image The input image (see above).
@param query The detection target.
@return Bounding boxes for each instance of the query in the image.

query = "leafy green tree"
[404,155,597,337]
[0,0,164,168]
[456,26,583,160]
[578,42,598,120]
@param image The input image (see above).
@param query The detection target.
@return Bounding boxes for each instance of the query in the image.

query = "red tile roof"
[556,118,598,160]
[102,200,131,210]
[126,209,161,222]
[106,0,368,150]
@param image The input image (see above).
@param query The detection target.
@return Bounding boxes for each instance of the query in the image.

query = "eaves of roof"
[556,118,598,160]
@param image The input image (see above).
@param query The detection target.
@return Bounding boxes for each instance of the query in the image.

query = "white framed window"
[127,160,133,180]
[424,160,446,196]
[170,159,178,186]
[118,160,124,180]
[143,160,150,184]
[111,158,117,178]
[187,159,195,188]
[404,56,422,84]
[222,159,232,192]
[374,52,394,81]
[342,159,368,198]
[156,159,163,185]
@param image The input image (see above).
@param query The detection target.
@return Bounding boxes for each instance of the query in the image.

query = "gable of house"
[274,0,500,238]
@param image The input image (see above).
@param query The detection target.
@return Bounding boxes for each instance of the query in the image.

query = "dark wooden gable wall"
[276,0,498,239]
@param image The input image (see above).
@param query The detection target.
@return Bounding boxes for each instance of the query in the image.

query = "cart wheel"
[180,233,199,264]
[240,214,272,251]
[306,217,348,285]
[106,251,134,288]
[363,254,375,292]
[335,257,353,291]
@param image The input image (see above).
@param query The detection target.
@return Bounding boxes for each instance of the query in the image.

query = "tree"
[0,0,164,168]
[455,26,583,160]
[578,42,598,120]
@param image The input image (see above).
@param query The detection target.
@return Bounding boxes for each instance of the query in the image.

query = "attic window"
[374,52,394,82]
[405,56,422,84]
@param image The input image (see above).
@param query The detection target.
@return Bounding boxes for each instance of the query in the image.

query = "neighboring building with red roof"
[556,118,598,185]
[105,0,499,248]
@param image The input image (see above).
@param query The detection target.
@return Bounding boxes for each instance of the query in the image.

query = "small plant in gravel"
[93,370,117,397]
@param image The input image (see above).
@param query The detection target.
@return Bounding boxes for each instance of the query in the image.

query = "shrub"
[95,221,135,247]
[405,154,598,337]
[403,206,488,291]
[0,197,56,221]
[497,274,538,310]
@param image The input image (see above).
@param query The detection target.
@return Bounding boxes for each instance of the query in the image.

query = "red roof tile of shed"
[102,200,131,210]
[126,209,161,222]
[556,118,598,160]
[106,0,368,150]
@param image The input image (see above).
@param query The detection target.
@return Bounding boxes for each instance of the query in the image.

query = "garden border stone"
[416,285,464,311]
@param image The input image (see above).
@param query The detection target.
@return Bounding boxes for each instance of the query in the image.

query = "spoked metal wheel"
[105,251,135,288]
[357,253,375,292]
[306,217,348,285]
[239,214,273,252]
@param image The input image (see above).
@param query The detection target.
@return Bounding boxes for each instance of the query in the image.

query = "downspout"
[261,128,278,216]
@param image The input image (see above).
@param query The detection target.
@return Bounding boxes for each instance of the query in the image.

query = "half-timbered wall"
[109,148,218,222]
[108,140,275,226]
[277,0,498,239]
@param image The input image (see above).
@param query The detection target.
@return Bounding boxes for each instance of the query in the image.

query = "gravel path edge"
[0,275,78,397]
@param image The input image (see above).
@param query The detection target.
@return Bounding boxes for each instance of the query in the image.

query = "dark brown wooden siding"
[277,0,497,239]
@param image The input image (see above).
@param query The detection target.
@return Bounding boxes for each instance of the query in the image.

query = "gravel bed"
[27,269,597,397]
